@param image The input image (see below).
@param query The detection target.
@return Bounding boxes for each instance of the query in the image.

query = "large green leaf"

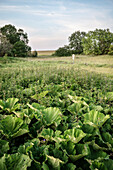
[0,140,9,157]
[0,98,19,113]
[53,147,68,163]
[28,105,62,127]
[0,153,32,170]
[42,162,49,170]
[29,144,49,163]
[63,163,76,170]
[38,128,65,143]
[0,100,5,110]
[61,141,76,155]
[69,144,90,162]
[38,128,54,141]
[101,132,113,149]
[47,155,64,170]
[86,146,109,160]
[18,138,40,155]
[42,107,62,127]
[68,95,89,114]
[89,159,113,170]
[83,110,110,128]
[0,115,29,139]
[64,128,86,143]
[27,103,45,120]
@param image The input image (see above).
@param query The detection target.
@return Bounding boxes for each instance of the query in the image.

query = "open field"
[27,55,113,76]
[0,55,113,169]
[36,50,56,56]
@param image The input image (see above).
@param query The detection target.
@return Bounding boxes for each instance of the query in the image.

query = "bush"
[54,45,72,56]
[31,50,38,57]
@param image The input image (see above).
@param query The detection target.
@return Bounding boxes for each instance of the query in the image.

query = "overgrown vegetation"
[0,57,113,169]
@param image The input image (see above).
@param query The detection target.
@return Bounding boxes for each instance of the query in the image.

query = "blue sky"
[0,0,113,50]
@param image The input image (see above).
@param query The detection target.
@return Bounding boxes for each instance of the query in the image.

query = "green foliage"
[0,140,9,157]
[0,98,19,113]
[54,45,71,56]
[56,28,113,55]
[0,58,113,169]
[0,115,29,139]
[12,41,31,57]
[82,29,113,55]
[83,110,110,128]
[69,30,86,54]
[108,44,113,55]
[0,153,32,170]
[0,36,13,57]
[0,24,31,57]
[42,107,62,127]
[64,128,86,143]
[0,24,28,45]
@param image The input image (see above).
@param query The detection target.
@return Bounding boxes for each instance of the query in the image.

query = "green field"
[0,55,113,169]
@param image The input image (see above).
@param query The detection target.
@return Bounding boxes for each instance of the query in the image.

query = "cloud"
[0,0,113,50]
[0,4,69,18]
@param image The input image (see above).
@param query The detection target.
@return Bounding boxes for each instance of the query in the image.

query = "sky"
[0,0,113,50]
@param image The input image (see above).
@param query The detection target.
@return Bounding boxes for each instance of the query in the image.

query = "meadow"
[0,55,113,169]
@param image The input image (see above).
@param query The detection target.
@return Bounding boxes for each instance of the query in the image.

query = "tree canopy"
[0,24,31,57]
[82,29,113,55]
[69,31,86,54]
[55,28,113,56]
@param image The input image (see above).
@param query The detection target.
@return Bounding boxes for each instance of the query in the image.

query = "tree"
[54,45,71,56]
[69,31,86,54]
[0,24,31,57]
[108,44,113,55]
[17,29,29,44]
[82,29,113,55]
[12,41,31,57]
[0,32,13,57]
[0,24,19,44]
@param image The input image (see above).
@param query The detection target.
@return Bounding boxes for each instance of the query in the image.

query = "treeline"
[0,24,38,57]
[54,29,113,56]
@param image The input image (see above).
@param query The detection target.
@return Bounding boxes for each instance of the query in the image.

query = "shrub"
[54,45,72,56]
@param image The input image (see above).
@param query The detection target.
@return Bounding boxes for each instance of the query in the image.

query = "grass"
[26,55,113,76]
[0,55,113,76]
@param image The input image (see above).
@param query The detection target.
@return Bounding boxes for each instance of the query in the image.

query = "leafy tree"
[0,24,31,57]
[69,31,86,54]
[12,41,31,57]
[0,34,12,57]
[54,45,71,56]
[82,29,113,55]
[17,29,29,44]
[0,24,19,45]
[108,44,113,55]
